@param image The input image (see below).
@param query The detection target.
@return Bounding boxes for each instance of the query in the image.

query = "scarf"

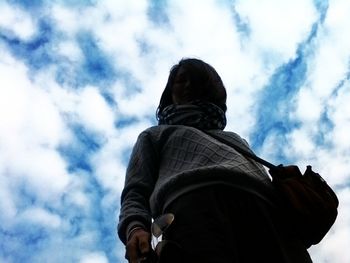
[158,101,227,130]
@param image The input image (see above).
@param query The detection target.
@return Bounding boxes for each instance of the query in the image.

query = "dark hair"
[156,58,227,119]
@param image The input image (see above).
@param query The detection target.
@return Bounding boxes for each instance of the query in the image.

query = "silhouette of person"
[118,58,312,262]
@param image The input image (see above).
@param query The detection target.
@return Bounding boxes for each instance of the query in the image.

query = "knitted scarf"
[158,101,226,130]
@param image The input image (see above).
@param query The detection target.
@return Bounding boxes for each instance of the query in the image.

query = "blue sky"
[0,0,349,262]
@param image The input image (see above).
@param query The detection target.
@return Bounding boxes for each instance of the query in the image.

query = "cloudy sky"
[0,0,349,262]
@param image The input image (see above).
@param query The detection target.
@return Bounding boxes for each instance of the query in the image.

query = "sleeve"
[117,131,159,244]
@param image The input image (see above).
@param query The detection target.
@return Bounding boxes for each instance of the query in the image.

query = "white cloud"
[294,88,323,123]
[288,0,350,187]
[56,40,83,62]
[235,0,317,60]
[0,53,71,202]
[286,128,315,159]
[309,188,350,263]
[328,83,350,150]
[68,189,91,209]
[20,207,62,228]
[0,54,68,145]
[0,177,17,226]
[168,0,239,56]
[86,0,150,68]
[33,71,116,137]
[0,2,36,40]
[326,0,350,50]
[75,87,115,135]
[91,119,153,194]
[51,4,84,36]
[286,4,350,256]
[80,252,108,263]
[92,148,127,193]
[298,0,350,115]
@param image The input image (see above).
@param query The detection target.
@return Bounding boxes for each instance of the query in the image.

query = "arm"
[117,131,158,260]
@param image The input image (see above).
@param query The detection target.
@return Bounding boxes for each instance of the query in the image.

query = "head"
[156,58,227,119]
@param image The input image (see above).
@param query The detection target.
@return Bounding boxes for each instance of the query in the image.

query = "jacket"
[117,124,277,244]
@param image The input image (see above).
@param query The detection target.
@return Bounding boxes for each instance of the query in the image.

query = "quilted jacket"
[117,124,277,244]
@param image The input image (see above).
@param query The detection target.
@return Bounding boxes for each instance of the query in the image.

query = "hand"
[125,228,151,263]
[269,165,302,180]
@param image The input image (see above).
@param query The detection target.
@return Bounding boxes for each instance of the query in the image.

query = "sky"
[0,0,349,262]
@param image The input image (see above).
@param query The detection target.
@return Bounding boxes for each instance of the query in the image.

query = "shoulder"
[135,125,188,146]
[141,125,195,138]
[207,129,251,148]
[224,131,249,145]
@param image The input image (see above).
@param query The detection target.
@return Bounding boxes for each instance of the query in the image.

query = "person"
[118,58,313,262]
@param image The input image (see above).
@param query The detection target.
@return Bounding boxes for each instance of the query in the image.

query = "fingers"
[269,165,302,179]
[283,165,302,177]
[126,238,139,263]
[138,231,151,255]
[269,164,285,178]
[125,229,151,263]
